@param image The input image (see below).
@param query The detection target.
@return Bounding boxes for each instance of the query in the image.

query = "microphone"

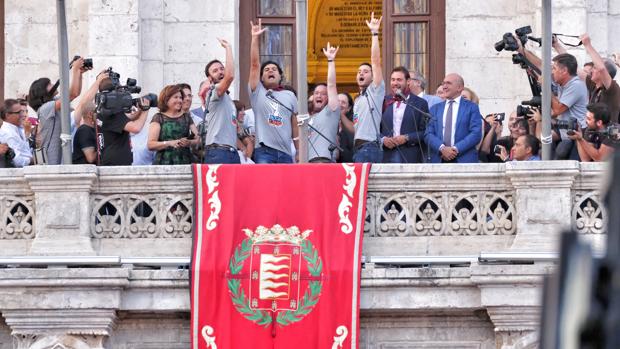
[395,89,407,101]
[266,90,274,99]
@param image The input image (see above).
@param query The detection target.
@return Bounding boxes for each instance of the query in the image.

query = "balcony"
[0,162,607,348]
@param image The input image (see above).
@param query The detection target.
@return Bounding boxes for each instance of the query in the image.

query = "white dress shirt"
[0,122,32,167]
[441,95,462,148]
[392,98,407,136]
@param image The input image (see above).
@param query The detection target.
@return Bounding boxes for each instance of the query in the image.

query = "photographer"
[496,134,541,162]
[0,99,33,167]
[98,77,150,166]
[516,35,588,151]
[27,57,89,164]
[567,103,615,161]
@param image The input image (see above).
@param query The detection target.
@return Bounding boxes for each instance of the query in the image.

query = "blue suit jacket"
[424,98,482,163]
[381,93,429,163]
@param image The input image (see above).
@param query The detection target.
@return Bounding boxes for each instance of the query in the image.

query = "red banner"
[191,163,371,349]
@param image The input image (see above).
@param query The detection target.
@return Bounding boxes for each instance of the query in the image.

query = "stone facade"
[4,0,619,116]
[0,162,608,348]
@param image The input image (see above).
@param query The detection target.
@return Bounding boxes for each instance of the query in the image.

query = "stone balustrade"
[0,162,608,348]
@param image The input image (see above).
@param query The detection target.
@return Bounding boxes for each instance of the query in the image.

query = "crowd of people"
[1,13,619,168]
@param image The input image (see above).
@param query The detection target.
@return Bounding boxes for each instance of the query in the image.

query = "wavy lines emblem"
[332,325,349,349]
[339,164,357,234]
[201,325,217,348]
[205,165,221,231]
[259,254,291,299]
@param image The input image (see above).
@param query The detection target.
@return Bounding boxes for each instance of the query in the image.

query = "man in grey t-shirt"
[353,13,385,163]
[308,43,341,163]
[248,19,299,163]
[202,38,240,164]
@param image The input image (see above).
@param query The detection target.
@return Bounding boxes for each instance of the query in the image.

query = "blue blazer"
[381,93,429,163]
[424,98,482,163]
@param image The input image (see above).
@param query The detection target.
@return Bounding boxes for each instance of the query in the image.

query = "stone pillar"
[24,165,97,255]
[472,264,551,349]
[88,0,141,85]
[139,0,165,95]
[506,161,579,251]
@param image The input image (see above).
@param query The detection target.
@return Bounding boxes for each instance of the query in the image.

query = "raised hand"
[322,42,339,60]
[218,38,231,49]
[580,33,591,47]
[250,19,267,37]
[365,12,382,33]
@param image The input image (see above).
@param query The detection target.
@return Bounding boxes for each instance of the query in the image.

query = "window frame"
[383,0,445,94]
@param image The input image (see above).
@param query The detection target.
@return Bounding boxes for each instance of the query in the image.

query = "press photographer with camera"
[567,103,616,161]
[27,57,90,165]
[515,34,588,159]
[496,134,541,162]
[0,99,33,167]
[147,84,200,165]
[96,69,155,166]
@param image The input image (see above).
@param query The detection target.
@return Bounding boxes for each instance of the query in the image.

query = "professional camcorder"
[495,26,538,52]
[95,67,157,117]
[585,124,620,143]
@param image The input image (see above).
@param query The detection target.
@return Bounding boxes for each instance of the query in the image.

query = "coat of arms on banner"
[227,224,323,327]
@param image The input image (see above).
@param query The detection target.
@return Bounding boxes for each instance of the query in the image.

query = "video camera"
[585,124,620,143]
[495,26,537,52]
[95,67,157,118]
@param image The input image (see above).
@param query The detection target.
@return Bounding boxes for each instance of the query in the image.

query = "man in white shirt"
[0,99,33,167]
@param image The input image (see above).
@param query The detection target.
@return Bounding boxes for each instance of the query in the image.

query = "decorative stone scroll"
[365,192,516,237]
[91,194,193,239]
[0,196,34,240]
[572,191,606,235]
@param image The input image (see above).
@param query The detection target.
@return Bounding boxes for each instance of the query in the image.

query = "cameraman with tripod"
[567,102,616,161]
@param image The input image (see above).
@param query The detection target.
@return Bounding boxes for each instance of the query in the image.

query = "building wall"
[3,0,618,113]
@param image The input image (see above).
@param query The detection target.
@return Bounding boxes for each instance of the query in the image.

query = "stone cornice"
[3,309,117,336]
[506,160,580,189]
[23,165,98,192]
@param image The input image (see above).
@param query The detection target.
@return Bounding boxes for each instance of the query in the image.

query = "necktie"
[443,100,454,147]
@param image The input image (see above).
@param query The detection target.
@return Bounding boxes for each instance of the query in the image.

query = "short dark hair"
[312,83,327,94]
[552,53,578,76]
[205,60,223,78]
[587,102,611,125]
[391,66,410,80]
[0,99,20,120]
[177,83,191,92]
[260,61,284,84]
[584,62,594,68]
[158,85,185,112]
[521,134,540,156]
[359,62,372,71]
[339,92,354,120]
[28,77,52,111]
[514,118,529,132]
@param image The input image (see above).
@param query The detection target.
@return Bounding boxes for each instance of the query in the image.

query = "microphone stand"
[266,92,343,154]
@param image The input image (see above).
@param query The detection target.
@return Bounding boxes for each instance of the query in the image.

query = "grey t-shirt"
[308,105,340,160]
[205,87,238,148]
[353,80,385,142]
[557,76,588,139]
[37,99,62,165]
[249,82,298,156]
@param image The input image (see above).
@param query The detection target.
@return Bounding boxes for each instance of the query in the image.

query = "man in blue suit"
[424,73,482,163]
[381,66,429,163]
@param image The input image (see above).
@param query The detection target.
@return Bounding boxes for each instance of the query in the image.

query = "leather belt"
[354,139,378,150]
[206,143,236,152]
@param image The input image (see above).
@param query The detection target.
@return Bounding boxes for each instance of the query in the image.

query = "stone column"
[24,165,97,255]
[506,161,579,252]
[87,0,141,85]
[472,264,552,349]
